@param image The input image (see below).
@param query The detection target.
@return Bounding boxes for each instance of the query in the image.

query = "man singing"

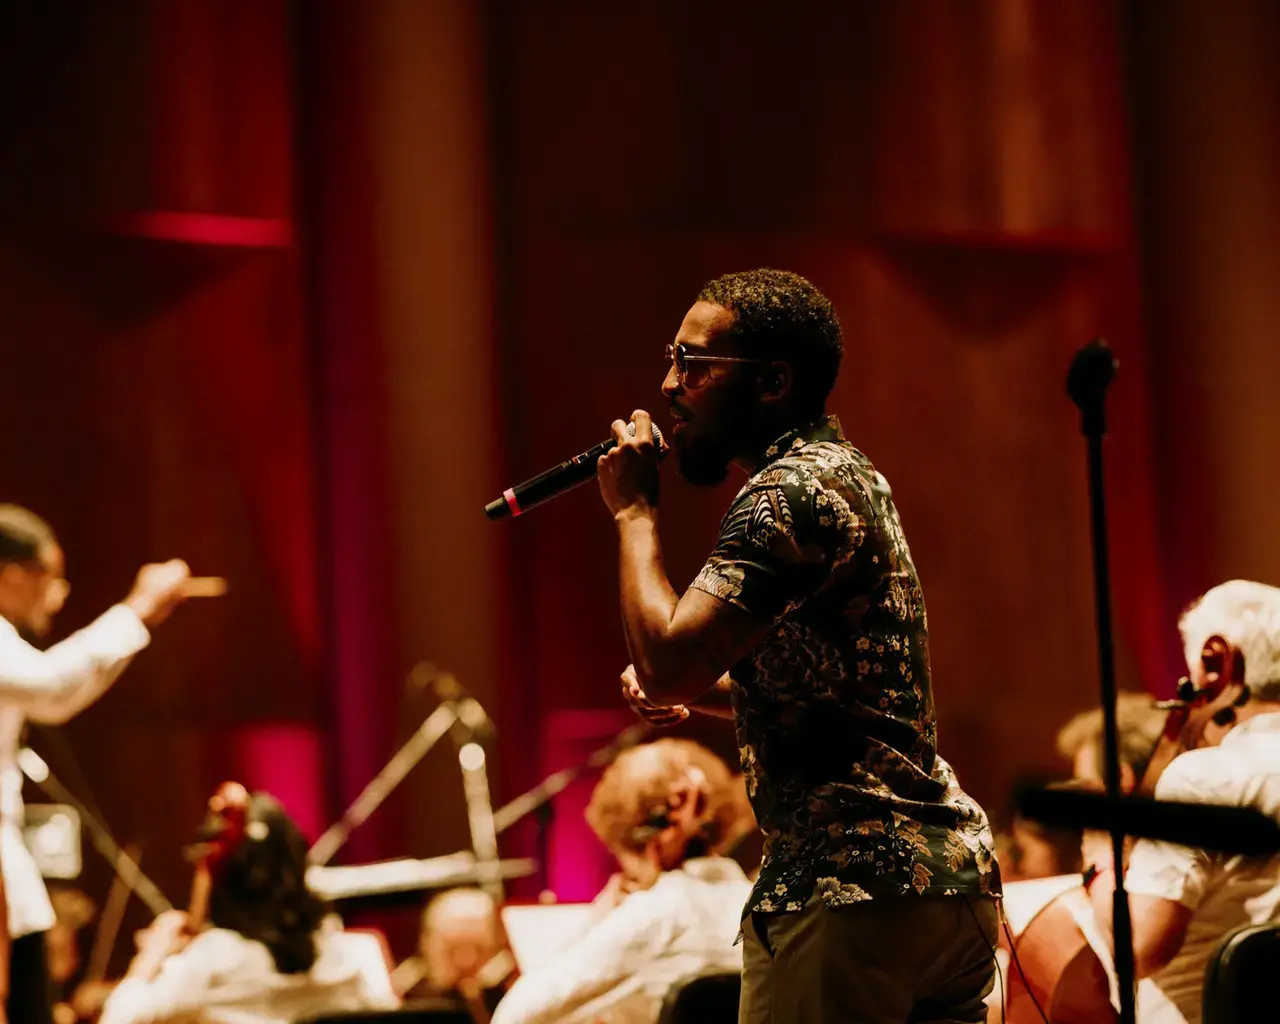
[596,269,1000,1024]
[0,505,191,1024]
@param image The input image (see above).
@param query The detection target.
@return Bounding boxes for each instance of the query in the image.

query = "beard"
[671,378,759,486]
[674,431,736,486]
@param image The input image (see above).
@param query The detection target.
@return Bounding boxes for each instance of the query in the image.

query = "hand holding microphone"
[598,410,665,520]
[484,412,666,520]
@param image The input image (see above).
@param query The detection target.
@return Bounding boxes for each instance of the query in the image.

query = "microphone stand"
[309,700,462,866]
[1067,338,1136,1024]
[533,802,553,893]
[491,723,653,893]
[455,737,504,902]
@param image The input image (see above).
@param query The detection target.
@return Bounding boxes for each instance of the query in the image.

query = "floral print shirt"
[689,416,1000,914]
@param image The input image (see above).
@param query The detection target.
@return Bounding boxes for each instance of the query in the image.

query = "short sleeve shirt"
[688,416,1000,914]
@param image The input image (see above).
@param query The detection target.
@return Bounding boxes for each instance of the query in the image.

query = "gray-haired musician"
[1087,580,1280,1024]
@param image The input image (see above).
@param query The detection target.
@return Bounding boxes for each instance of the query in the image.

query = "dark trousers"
[741,894,999,1024]
[8,931,52,1024]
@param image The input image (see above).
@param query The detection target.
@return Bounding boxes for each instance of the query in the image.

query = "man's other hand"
[620,664,688,726]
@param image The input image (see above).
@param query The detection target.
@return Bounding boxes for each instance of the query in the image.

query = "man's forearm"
[1088,872,1189,979]
[615,510,680,685]
[688,675,735,719]
[613,507,765,704]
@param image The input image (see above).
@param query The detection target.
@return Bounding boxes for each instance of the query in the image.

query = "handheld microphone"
[485,421,666,520]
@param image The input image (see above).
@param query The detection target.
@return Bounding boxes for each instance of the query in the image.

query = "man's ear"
[665,776,708,835]
[758,361,793,405]
[1201,635,1245,687]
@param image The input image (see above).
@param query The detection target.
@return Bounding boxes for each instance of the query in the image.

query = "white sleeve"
[0,605,149,724]
[337,931,401,1009]
[491,892,669,1024]
[1125,754,1215,909]
[98,945,215,1024]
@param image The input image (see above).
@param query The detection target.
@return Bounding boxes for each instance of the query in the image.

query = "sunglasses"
[664,342,772,387]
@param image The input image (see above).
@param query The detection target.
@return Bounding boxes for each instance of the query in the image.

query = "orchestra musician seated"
[44,885,104,1024]
[1055,690,1169,878]
[395,887,512,1017]
[988,696,1170,1021]
[1057,690,1168,793]
[1084,581,1280,1024]
[992,776,1082,883]
[98,792,398,1024]
[491,738,751,1024]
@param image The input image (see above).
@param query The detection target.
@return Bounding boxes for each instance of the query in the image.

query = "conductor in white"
[0,505,191,1024]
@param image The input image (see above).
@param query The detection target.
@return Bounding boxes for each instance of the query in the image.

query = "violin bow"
[26,734,173,916]
[85,841,144,983]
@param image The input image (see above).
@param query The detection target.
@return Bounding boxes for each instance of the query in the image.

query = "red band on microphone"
[503,488,522,516]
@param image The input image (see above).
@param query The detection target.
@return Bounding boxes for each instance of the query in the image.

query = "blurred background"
[2,0,1278,973]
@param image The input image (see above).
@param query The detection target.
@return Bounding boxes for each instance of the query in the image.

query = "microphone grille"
[626,421,665,447]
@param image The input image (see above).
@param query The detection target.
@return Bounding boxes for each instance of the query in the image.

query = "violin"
[1004,638,1248,1023]
[185,781,251,935]
[116,781,250,992]
[1136,636,1248,797]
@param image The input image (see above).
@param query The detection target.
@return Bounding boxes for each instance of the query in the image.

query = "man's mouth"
[668,408,692,440]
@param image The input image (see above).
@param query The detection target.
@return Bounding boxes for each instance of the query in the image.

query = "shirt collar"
[1222,711,1280,746]
[756,414,845,465]
[679,856,748,883]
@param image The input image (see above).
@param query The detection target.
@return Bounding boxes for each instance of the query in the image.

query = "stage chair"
[1202,921,1280,1024]
[656,971,741,1024]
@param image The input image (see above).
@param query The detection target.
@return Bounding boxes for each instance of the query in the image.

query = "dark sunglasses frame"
[665,342,772,386]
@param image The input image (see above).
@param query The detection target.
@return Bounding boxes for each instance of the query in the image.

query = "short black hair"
[0,505,57,566]
[208,793,328,974]
[697,268,843,418]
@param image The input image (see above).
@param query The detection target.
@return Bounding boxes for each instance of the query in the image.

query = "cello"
[1004,639,1248,1023]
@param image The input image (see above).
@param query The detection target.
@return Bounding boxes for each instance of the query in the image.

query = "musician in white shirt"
[0,505,192,1024]
[1088,580,1280,1024]
[492,739,752,1024]
[99,792,398,1024]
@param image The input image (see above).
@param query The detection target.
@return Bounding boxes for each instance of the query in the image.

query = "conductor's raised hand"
[597,410,662,519]
[124,560,192,629]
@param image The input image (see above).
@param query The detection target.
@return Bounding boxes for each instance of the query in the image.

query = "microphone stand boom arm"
[491,723,653,835]
[309,701,462,867]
